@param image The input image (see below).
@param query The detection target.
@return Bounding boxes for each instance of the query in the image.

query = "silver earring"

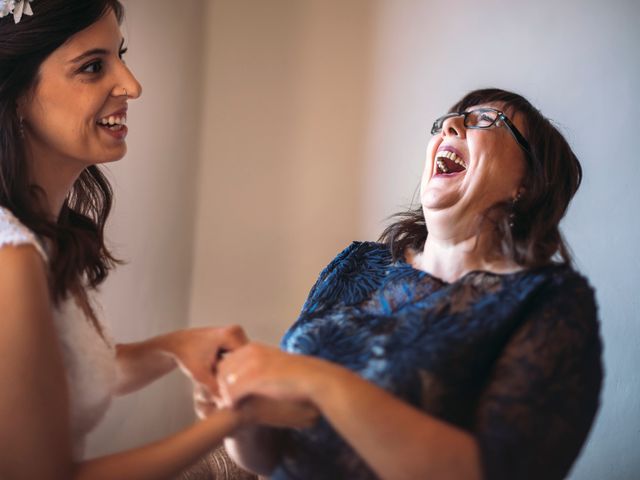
[19,117,25,138]
[509,191,522,228]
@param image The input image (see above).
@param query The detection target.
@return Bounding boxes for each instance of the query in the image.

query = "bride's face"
[20,10,142,169]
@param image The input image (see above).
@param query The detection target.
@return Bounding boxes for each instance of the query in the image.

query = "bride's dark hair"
[0,0,125,306]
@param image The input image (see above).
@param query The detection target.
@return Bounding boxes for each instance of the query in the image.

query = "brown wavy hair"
[0,0,125,307]
[379,88,583,267]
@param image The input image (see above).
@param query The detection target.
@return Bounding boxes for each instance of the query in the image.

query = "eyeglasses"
[431,108,532,160]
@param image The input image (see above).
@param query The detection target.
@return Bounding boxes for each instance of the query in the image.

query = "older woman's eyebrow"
[68,38,126,64]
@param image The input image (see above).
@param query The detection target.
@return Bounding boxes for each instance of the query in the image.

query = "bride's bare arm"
[0,245,246,480]
[115,325,248,395]
[74,410,241,480]
[0,245,73,479]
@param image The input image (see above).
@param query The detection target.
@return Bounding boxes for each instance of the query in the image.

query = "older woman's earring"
[19,117,25,138]
[509,191,522,228]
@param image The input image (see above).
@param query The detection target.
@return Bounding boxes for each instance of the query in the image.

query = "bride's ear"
[15,94,30,135]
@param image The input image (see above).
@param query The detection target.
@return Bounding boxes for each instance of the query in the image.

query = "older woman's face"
[421,102,527,229]
[20,10,142,169]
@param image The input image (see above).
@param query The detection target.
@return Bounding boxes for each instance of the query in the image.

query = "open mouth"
[435,150,466,175]
[97,114,127,131]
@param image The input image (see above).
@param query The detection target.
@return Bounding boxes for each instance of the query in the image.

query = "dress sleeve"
[298,242,361,314]
[282,242,391,351]
[0,206,48,262]
[473,270,603,480]
[299,241,390,314]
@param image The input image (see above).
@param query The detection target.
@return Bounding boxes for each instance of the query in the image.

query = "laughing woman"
[217,89,604,480]
[0,1,316,479]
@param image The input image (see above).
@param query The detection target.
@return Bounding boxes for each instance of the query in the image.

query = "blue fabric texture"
[271,242,602,480]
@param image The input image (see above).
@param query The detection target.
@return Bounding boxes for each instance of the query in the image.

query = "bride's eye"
[81,60,103,74]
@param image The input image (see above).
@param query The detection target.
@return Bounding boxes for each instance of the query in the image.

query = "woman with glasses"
[216,89,603,480]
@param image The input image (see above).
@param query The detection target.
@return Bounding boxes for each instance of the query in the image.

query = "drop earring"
[19,116,25,139]
[509,191,522,228]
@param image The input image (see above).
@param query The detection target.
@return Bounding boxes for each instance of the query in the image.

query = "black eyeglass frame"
[431,108,533,160]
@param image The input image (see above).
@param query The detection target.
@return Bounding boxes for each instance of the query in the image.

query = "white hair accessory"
[0,0,34,24]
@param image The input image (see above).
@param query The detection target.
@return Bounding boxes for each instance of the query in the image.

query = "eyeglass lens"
[432,109,500,134]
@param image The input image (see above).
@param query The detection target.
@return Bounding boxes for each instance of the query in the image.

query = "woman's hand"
[217,342,330,407]
[195,382,319,429]
[165,325,249,399]
[193,382,218,419]
[214,345,323,476]
[116,325,248,397]
[237,397,320,429]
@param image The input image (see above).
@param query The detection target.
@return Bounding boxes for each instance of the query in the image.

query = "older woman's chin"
[421,188,462,212]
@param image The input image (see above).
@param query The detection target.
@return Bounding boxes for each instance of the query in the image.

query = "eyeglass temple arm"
[498,114,532,156]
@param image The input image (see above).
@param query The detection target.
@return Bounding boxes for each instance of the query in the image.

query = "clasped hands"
[166,325,319,430]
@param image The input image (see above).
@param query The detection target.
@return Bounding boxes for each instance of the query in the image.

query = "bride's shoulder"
[0,206,48,262]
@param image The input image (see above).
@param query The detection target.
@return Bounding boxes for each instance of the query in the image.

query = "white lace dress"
[0,206,117,460]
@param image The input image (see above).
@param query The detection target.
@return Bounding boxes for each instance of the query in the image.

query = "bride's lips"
[99,106,128,119]
[96,107,128,140]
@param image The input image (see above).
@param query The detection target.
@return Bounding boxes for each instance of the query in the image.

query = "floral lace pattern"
[274,242,602,480]
[0,206,47,261]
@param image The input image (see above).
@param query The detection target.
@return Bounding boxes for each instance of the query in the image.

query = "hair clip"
[0,0,34,24]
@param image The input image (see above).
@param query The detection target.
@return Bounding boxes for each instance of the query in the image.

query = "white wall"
[87,0,639,477]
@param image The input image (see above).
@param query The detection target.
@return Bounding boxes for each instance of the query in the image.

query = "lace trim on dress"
[0,206,48,261]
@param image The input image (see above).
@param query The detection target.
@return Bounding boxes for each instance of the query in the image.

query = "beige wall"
[87,0,373,456]
[187,0,374,343]
[86,0,205,457]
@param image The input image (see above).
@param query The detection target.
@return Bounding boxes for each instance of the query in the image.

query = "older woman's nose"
[441,116,465,138]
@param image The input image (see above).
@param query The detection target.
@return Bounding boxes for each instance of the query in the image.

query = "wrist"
[233,400,256,428]
[152,331,179,355]
[149,332,186,367]
[115,338,177,369]
[228,423,273,441]
[299,356,348,406]
[210,405,245,433]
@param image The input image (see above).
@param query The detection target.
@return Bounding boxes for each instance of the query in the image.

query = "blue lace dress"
[272,242,602,480]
